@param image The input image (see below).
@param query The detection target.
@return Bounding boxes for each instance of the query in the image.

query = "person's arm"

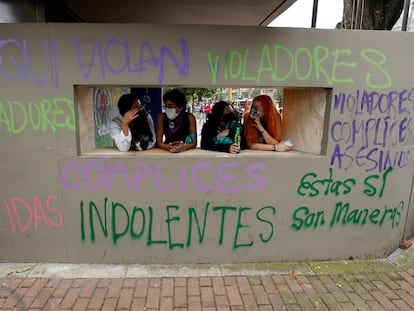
[146,113,156,149]
[171,113,198,153]
[156,113,172,151]
[254,121,279,145]
[201,122,238,153]
[249,142,287,151]
[200,121,216,150]
[249,114,290,152]
[110,119,131,152]
[248,128,291,151]
[183,113,197,150]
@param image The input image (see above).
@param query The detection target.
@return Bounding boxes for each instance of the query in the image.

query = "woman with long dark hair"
[110,93,155,152]
[201,101,243,154]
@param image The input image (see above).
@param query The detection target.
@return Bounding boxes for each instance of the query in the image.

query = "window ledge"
[80,148,321,158]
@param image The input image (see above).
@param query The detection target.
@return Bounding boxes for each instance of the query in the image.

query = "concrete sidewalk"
[1,240,414,310]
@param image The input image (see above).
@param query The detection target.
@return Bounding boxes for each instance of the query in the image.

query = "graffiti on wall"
[0,196,63,233]
[208,45,392,88]
[0,29,412,257]
[80,199,276,248]
[0,37,395,90]
[330,88,413,173]
[60,157,267,193]
[0,98,75,134]
[0,39,60,88]
[75,38,189,84]
[291,167,404,231]
[0,38,189,88]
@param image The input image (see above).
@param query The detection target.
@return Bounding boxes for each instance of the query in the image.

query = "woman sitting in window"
[201,101,243,154]
[156,88,197,153]
[110,93,156,152]
[243,95,291,152]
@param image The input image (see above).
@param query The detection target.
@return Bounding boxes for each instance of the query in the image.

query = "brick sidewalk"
[0,268,414,311]
[1,269,414,311]
[1,244,414,310]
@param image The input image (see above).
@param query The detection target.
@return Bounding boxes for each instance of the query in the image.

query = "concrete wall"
[1,23,413,264]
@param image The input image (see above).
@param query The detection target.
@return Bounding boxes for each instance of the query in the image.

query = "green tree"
[177,88,217,103]
[340,0,404,30]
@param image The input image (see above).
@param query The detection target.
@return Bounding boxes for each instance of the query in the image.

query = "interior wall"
[282,88,327,154]
[77,86,95,153]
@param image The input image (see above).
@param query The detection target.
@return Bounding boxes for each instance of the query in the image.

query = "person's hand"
[229,143,240,154]
[252,116,264,133]
[169,141,185,153]
[276,142,291,152]
[123,108,139,126]
[217,129,229,137]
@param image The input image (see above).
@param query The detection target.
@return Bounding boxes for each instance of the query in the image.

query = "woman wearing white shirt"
[110,93,156,152]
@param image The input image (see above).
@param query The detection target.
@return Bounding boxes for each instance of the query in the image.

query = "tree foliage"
[340,0,404,30]
[177,88,217,102]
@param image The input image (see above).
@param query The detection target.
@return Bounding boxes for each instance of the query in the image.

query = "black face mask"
[222,112,237,124]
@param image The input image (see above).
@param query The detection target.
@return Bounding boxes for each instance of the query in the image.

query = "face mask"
[165,108,179,120]
[250,109,263,120]
[223,112,237,124]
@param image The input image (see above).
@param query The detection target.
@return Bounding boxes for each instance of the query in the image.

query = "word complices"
[61,157,267,194]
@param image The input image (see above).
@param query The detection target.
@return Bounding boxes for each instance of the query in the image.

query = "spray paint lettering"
[0,195,63,234]
[332,88,414,117]
[330,88,413,172]
[0,97,75,134]
[297,167,356,197]
[208,45,391,89]
[291,201,404,231]
[80,199,276,248]
[61,157,266,194]
[0,39,60,88]
[297,167,392,198]
[75,38,189,84]
[292,167,396,231]
[329,200,403,228]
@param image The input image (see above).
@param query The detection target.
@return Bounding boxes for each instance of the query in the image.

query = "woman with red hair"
[243,95,291,152]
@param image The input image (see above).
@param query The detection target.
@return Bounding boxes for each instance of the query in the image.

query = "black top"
[129,111,154,151]
[201,119,244,152]
[112,110,154,151]
[162,111,191,144]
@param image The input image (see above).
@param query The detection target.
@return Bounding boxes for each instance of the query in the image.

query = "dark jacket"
[201,119,244,152]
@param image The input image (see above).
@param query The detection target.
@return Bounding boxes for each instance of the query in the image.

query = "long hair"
[118,93,138,116]
[208,101,229,124]
[244,95,281,146]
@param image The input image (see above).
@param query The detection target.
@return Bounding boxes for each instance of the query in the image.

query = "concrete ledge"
[81,147,315,158]
[0,260,403,279]
[1,239,412,279]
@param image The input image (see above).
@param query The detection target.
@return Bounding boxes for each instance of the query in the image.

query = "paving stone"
[1,247,414,311]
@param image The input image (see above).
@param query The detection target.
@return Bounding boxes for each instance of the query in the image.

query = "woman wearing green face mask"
[156,88,197,153]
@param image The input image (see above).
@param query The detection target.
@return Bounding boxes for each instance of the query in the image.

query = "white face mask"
[165,108,179,120]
